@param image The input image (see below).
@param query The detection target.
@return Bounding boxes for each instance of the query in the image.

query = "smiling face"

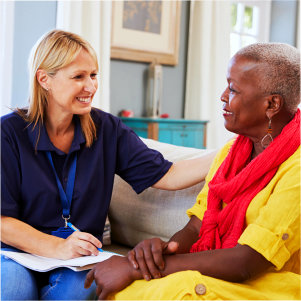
[45,49,98,118]
[221,55,270,140]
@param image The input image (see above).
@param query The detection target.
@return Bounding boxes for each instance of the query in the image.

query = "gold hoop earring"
[261,117,273,149]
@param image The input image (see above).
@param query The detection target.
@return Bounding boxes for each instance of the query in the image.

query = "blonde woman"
[1,30,209,300]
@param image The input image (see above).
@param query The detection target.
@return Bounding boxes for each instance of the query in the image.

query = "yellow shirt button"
[195,283,206,295]
[282,233,289,240]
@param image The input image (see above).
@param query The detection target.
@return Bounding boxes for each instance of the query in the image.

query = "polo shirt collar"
[27,115,86,154]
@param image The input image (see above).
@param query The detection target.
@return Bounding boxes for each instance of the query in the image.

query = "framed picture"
[111,1,181,65]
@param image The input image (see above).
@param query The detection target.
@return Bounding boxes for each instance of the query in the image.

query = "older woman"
[1,30,211,300]
[85,43,300,300]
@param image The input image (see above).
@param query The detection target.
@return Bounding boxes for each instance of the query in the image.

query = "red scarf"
[190,110,300,252]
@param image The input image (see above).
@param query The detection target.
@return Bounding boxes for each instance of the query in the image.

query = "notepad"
[1,250,121,272]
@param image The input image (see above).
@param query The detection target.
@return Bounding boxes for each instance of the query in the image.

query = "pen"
[67,222,103,252]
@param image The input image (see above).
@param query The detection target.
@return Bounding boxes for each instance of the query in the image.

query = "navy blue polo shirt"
[1,109,172,247]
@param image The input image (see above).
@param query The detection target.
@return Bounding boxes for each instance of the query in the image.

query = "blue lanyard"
[46,151,77,225]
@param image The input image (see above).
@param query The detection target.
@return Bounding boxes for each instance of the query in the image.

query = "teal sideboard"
[121,117,208,149]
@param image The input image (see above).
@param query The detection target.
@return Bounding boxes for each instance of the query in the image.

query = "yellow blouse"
[114,141,301,300]
[187,140,300,274]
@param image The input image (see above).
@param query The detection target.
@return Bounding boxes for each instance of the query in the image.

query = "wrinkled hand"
[127,238,178,281]
[56,231,102,260]
[85,255,139,300]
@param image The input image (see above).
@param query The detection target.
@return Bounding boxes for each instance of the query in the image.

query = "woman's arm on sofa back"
[152,151,217,190]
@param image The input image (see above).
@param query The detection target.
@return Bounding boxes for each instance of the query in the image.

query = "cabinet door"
[121,120,148,138]
[158,123,206,148]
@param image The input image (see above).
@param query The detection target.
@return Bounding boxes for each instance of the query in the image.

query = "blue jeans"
[1,248,97,300]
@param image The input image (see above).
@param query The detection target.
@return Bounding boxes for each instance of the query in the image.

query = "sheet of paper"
[1,250,121,272]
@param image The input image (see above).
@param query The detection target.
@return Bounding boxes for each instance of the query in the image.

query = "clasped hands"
[84,238,179,300]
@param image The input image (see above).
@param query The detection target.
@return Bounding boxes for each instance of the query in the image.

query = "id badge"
[51,227,74,239]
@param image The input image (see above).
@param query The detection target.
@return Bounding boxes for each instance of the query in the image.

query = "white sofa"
[104,138,217,255]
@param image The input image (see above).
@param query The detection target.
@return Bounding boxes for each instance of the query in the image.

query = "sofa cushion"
[109,138,217,248]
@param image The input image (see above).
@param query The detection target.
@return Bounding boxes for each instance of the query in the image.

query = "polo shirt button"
[64,177,67,182]
[282,233,289,240]
[195,283,206,295]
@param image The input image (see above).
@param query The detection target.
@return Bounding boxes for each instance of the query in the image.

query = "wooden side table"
[121,117,208,149]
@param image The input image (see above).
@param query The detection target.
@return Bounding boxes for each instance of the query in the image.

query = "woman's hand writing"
[55,231,102,259]
[127,238,178,281]
[85,255,141,300]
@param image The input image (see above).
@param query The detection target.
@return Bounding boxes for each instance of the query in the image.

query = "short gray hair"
[236,43,300,113]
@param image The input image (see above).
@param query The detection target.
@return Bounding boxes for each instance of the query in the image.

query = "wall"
[110,1,190,118]
[11,1,57,108]
[269,0,298,45]
[7,0,299,116]
[109,0,299,119]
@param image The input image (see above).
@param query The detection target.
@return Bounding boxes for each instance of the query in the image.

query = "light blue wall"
[110,1,190,118]
[9,0,299,114]
[110,0,299,118]
[269,0,298,45]
[11,1,57,108]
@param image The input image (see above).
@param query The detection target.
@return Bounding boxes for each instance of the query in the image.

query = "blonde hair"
[18,29,98,147]
[236,43,300,113]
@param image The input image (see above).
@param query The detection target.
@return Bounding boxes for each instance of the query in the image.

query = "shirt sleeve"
[238,149,300,270]
[186,140,234,220]
[115,120,172,194]
[1,118,22,218]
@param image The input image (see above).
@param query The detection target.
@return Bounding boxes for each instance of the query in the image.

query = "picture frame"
[111,1,181,65]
